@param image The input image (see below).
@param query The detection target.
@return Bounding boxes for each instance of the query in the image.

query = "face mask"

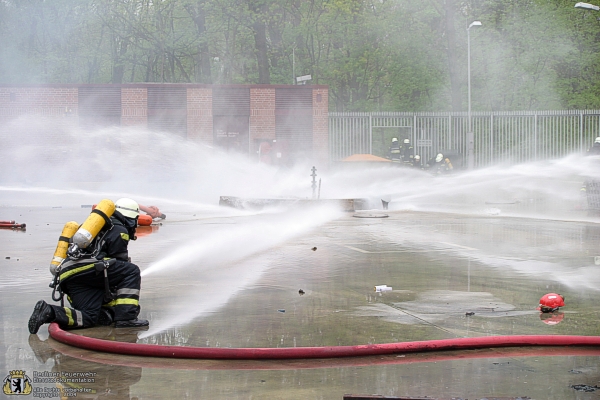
[123,217,138,237]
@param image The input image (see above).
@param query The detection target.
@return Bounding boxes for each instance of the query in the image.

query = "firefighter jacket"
[56,213,135,285]
[389,143,401,160]
[96,213,136,261]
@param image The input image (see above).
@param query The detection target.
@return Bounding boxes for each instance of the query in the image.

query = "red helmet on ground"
[539,293,565,313]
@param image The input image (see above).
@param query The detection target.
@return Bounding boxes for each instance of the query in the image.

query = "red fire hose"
[47,337,600,371]
[48,323,600,360]
[0,222,26,229]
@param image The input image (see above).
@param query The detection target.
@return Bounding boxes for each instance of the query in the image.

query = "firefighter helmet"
[538,293,564,313]
[115,198,140,219]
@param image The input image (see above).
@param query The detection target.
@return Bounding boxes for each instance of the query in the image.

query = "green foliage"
[1,0,600,111]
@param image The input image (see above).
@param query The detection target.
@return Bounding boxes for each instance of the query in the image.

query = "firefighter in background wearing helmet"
[587,137,600,156]
[389,138,401,162]
[428,153,453,175]
[28,198,150,334]
[412,155,423,169]
[581,137,600,211]
[400,138,414,166]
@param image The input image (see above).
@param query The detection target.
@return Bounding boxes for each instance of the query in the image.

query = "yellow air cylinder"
[72,199,115,248]
[49,221,79,269]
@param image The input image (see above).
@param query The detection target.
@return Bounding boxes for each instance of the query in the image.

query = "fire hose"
[48,323,600,360]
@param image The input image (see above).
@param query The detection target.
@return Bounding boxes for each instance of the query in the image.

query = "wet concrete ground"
[2,200,600,399]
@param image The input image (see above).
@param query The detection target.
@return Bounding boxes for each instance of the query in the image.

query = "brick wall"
[187,88,213,144]
[121,88,147,127]
[0,87,79,172]
[250,88,276,141]
[313,88,329,168]
[0,84,329,164]
[0,87,78,115]
[0,87,78,124]
[0,87,78,147]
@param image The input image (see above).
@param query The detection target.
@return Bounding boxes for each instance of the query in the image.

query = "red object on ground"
[137,214,152,226]
[44,337,600,371]
[0,220,16,224]
[48,323,600,360]
[539,293,565,310]
[0,223,26,229]
[139,205,166,219]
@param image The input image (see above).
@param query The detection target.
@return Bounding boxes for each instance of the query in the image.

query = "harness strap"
[94,259,117,302]
[92,208,113,228]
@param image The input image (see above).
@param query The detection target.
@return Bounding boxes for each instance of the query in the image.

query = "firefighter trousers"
[50,260,142,329]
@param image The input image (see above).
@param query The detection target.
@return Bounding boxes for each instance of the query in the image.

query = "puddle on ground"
[4,207,600,399]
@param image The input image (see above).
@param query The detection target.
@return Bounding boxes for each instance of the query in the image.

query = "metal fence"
[329,110,600,167]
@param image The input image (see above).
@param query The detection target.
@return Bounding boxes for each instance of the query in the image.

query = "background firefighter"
[427,153,453,175]
[400,138,414,165]
[28,198,149,334]
[388,137,401,162]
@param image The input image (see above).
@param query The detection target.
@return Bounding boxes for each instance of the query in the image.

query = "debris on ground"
[0,221,26,230]
[570,384,599,392]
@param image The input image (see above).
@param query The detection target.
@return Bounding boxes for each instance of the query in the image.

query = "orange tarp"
[341,154,392,162]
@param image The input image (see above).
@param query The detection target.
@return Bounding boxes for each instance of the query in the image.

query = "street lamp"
[575,2,600,10]
[467,20,482,170]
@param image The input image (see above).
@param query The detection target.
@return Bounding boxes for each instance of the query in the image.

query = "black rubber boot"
[97,309,114,326]
[28,300,54,334]
[115,318,149,328]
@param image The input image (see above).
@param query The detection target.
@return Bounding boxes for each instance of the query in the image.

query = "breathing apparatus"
[50,199,119,306]
[69,199,115,259]
[49,221,79,276]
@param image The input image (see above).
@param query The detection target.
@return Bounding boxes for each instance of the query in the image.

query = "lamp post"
[467,20,481,170]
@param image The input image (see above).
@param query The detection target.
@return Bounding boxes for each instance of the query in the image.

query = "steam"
[0,117,314,204]
[3,118,598,338]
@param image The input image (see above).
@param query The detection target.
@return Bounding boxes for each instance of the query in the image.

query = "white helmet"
[392,138,398,143]
[414,155,420,160]
[404,139,410,144]
[595,137,600,144]
[435,153,443,163]
[115,198,140,219]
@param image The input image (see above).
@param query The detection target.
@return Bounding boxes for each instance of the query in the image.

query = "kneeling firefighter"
[28,198,149,334]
